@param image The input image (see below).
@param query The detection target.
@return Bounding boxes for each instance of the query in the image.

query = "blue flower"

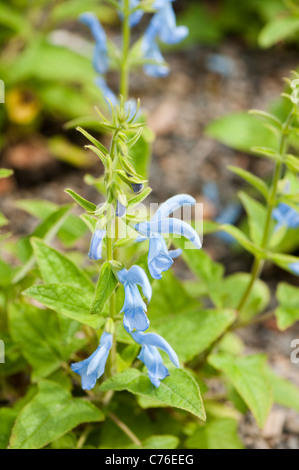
[88,229,106,260]
[152,2,188,45]
[135,194,202,279]
[116,200,126,217]
[80,13,109,74]
[131,331,179,387]
[95,77,118,106]
[272,203,299,231]
[71,331,112,390]
[141,1,187,77]
[118,265,152,333]
[289,262,299,275]
[142,40,169,77]
[119,0,144,27]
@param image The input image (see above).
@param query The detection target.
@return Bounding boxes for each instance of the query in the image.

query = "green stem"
[120,0,131,101]
[105,132,119,377]
[109,413,142,447]
[237,108,295,313]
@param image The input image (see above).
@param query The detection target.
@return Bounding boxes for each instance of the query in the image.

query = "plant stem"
[109,413,142,447]
[105,131,119,377]
[237,107,295,313]
[120,0,131,101]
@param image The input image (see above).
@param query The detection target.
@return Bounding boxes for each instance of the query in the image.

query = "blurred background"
[1,0,299,448]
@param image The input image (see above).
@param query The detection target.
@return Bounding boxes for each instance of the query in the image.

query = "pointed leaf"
[100,368,205,420]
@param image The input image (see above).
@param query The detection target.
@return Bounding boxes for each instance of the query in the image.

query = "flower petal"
[132,331,180,368]
[71,331,112,390]
[148,235,173,279]
[152,194,196,222]
[118,266,152,301]
[136,218,202,249]
[88,229,106,260]
[138,345,169,387]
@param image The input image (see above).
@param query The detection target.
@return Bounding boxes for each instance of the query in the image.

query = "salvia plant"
[1,0,299,451]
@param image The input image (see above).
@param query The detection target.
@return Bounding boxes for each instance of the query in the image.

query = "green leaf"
[90,262,118,315]
[152,309,236,362]
[127,187,152,208]
[0,3,30,34]
[205,112,276,153]
[185,418,244,449]
[209,354,273,428]
[218,273,270,322]
[275,282,299,330]
[228,166,269,200]
[14,199,87,247]
[173,238,224,305]
[65,189,97,213]
[13,205,72,283]
[8,302,84,380]
[129,127,152,179]
[266,367,299,413]
[24,284,102,329]
[173,238,224,284]
[0,168,13,179]
[219,224,265,257]
[31,238,94,293]
[48,136,96,168]
[9,381,104,449]
[0,211,8,227]
[148,270,198,320]
[100,368,206,420]
[9,40,95,86]
[266,252,299,276]
[0,409,18,449]
[76,126,108,155]
[259,15,299,48]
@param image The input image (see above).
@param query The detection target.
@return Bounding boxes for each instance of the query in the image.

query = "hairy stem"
[237,107,295,313]
[109,413,142,447]
[120,0,131,101]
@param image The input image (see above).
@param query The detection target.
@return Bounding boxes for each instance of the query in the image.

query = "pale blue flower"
[118,266,152,333]
[135,194,202,279]
[80,13,109,74]
[71,331,112,390]
[141,1,187,77]
[142,40,169,77]
[289,262,299,275]
[95,77,118,106]
[88,229,106,260]
[152,2,188,45]
[131,331,179,387]
[272,203,299,231]
[119,0,144,27]
[116,201,126,217]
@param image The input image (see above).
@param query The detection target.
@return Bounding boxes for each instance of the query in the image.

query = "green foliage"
[9,381,104,449]
[185,418,244,449]
[275,282,299,330]
[209,354,273,428]
[2,0,299,452]
[100,368,206,420]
